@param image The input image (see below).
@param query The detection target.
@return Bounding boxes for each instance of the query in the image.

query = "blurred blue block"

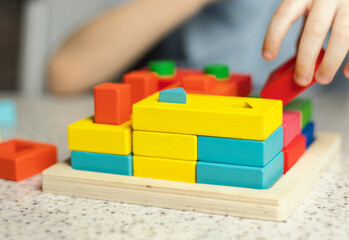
[71,151,133,176]
[302,122,315,148]
[196,152,283,189]
[0,99,18,126]
[158,87,187,104]
[198,126,283,167]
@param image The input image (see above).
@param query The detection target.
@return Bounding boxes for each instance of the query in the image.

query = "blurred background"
[1,0,128,95]
[1,0,348,96]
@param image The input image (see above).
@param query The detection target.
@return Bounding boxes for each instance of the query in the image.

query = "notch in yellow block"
[133,155,196,183]
[133,93,282,140]
[133,131,197,160]
[68,116,132,155]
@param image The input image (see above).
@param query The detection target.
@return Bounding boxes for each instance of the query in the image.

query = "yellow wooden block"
[133,93,282,140]
[133,155,196,183]
[68,116,132,155]
[133,131,197,160]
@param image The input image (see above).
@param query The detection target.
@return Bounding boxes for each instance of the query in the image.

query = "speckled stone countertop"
[0,90,348,240]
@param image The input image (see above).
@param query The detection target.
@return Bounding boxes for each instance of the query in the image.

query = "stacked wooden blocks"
[68,83,133,176]
[66,58,317,190]
[132,88,284,189]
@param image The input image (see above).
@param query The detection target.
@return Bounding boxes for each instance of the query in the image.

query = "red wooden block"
[123,71,159,104]
[282,134,306,174]
[158,77,179,90]
[182,74,216,91]
[0,139,57,181]
[94,83,131,125]
[162,81,182,90]
[230,74,252,97]
[261,49,325,106]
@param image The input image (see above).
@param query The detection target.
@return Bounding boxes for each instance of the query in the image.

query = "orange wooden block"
[230,74,252,97]
[182,74,216,91]
[0,139,57,181]
[212,80,238,96]
[282,134,306,174]
[94,83,131,125]
[158,68,202,90]
[123,71,159,104]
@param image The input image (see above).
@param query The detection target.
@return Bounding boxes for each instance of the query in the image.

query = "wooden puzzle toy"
[0,139,57,181]
[43,59,341,221]
[0,99,17,127]
[260,49,325,106]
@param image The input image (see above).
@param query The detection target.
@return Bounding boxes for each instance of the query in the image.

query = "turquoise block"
[198,126,283,167]
[71,151,133,176]
[158,87,187,104]
[0,99,18,126]
[196,152,284,189]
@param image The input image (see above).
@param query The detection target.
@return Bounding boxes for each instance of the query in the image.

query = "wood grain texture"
[42,132,341,221]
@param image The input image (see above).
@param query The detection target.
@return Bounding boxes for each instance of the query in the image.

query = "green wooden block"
[148,60,176,77]
[204,64,229,80]
[284,98,312,129]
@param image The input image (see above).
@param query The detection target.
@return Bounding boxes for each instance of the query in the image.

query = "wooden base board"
[42,132,341,221]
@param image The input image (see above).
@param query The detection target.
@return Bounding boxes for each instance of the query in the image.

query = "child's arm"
[262,0,349,86]
[49,0,212,94]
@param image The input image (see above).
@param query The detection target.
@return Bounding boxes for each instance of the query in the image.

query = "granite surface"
[0,90,348,240]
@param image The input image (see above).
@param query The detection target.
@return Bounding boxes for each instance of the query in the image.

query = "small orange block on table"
[94,83,131,125]
[0,139,57,181]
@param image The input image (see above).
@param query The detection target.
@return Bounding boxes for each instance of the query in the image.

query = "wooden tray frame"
[42,132,341,221]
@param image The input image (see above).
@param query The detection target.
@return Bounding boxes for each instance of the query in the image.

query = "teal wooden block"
[158,87,187,104]
[0,99,18,126]
[71,151,133,176]
[196,152,284,189]
[198,126,283,167]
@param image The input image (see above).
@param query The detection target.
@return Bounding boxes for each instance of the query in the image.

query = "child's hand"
[262,0,349,86]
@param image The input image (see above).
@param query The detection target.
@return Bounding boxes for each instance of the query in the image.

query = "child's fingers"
[315,8,349,84]
[294,0,336,86]
[262,0,308,60]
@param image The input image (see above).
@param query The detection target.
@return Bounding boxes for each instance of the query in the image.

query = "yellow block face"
[68,116,132,155]
[133,131,197,160]
[133,156,196,183]
[133,93,282,140]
